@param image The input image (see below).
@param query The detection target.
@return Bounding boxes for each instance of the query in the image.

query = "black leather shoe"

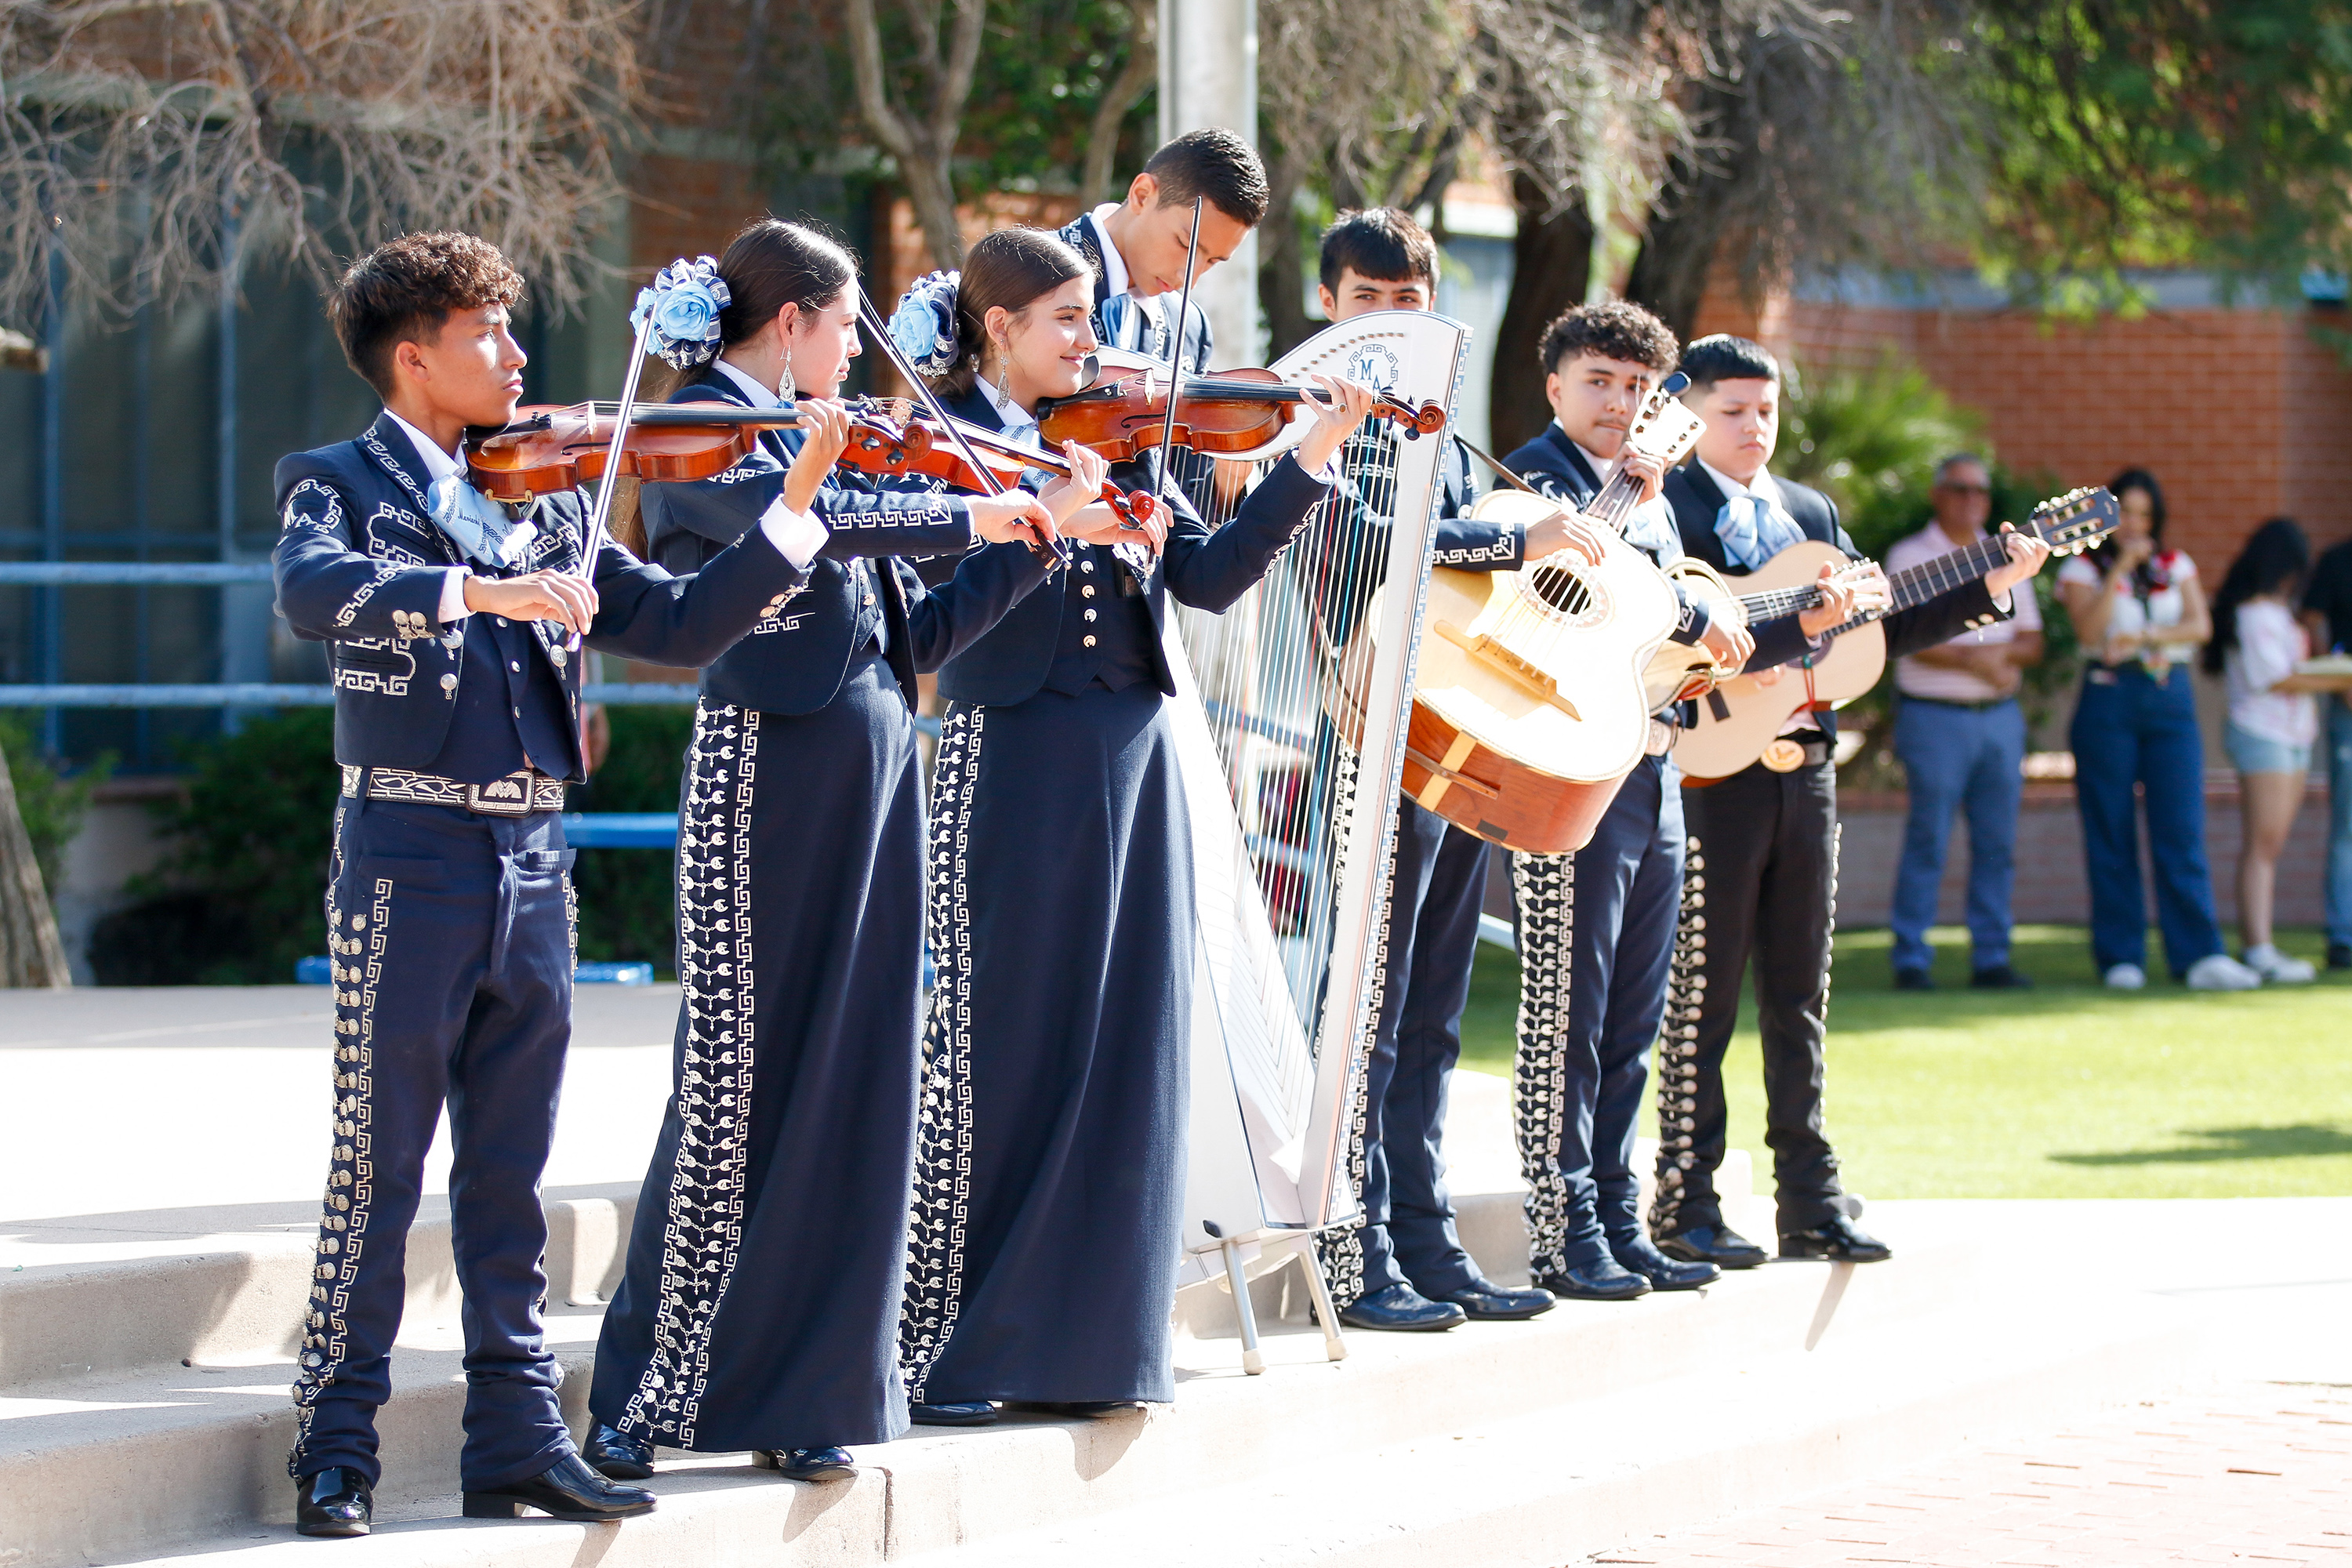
[1893,967,1933,991]
[1780,1214,1893,1263]
[2328,942,2351,971]
[909,1400,999,1426]
[461,1453,656,1521]
[754,1446,855,1481]
[583,1421,655,1480]
[1030,1400,1148,1418]
[1970,964,2033,989]
[1436,1278,1555,1320]
[1337,1281,1468,1331]
[1612,1240,1721,1291]
[295,1468,372,1537]
[1533,1258,1652,1301]
[1657,1223,1769,1270]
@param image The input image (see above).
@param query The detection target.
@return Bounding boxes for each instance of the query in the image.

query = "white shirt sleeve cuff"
[438,567,473,626]
[760,495,829,571]
[1991,586,2016,613]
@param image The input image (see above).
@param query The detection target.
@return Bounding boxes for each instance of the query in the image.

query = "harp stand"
[1207,1229,1348,1373]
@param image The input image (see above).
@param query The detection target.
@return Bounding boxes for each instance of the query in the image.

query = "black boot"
[461,1453,656,1521]
[909,1400,1000,1427]
[294,1468,372,1538]
[583,1422,655,1481]
[754,1446,856,1481]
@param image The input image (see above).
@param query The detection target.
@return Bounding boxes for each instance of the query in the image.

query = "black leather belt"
[341,764,566,816]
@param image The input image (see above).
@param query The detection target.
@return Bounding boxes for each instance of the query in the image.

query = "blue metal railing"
[0,564,275,585]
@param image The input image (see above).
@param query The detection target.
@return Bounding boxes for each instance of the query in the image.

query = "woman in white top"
[2055,469,2257,990]
[2205,517,2323,982]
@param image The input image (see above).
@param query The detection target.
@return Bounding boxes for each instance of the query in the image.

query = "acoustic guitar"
[1671,486,2121,782]
[1399,385,1705,853]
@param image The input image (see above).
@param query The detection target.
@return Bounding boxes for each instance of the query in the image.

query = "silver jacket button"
[1083,635,1098,648]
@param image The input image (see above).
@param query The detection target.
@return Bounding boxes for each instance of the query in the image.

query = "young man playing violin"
[1059,126,1266,375]
[1304,208,1563,1332]
[1650,334,2050,1270]
[1496,303,1875,1302]
[270,232,851,1537]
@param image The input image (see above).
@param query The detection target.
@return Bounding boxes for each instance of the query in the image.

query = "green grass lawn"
[1458,924,2352,1200]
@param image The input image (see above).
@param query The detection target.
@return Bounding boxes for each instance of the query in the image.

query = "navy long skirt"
[590,656,923,1452]
[900,682,1192,1406]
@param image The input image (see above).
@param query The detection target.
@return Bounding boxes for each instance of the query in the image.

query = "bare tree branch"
[0,0,644,327]
[1082,0,1155,203]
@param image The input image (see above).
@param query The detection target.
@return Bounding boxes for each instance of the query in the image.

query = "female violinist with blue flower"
[581,220,1132,1486]
[891,227,1376,1424]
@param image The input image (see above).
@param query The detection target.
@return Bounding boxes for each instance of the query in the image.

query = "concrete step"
[891,1288,2212,1568]
[0,1189,635,1392]
[10,1222,1980,1568]
[66,1247,2210,1568]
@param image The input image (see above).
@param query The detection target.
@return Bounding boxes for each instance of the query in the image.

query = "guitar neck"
[1733,530,2019,632]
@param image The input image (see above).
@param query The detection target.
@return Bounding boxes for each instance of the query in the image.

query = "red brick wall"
[1693,284,2352,570]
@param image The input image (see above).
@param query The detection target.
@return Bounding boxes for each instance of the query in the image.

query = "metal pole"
[38,223,66,757]
[1156,0,1261,366]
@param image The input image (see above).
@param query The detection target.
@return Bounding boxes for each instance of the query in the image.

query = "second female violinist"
[890,227,1376,1424]
[580,220,1112,1486]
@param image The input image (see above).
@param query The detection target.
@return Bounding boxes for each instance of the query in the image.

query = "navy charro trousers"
[1511,755,1684,1276]
[1352,800,1492,1300]
[289,788,578,1492]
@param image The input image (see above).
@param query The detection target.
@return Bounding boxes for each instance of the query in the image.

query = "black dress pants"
[1650,753,1847,1237]
[1346,798,1490,1301]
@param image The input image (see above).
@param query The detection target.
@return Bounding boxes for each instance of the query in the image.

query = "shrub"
[0,713,111,898]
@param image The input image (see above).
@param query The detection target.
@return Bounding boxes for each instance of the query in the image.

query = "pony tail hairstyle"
[933,227,1092,398]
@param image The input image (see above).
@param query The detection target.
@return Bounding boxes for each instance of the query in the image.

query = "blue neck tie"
[428,474,520,568]
[1714,492,1803,572]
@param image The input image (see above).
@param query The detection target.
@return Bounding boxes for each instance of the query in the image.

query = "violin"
[1035,363,1447,465]
[465,399,931,503]
[849,409,1162,535]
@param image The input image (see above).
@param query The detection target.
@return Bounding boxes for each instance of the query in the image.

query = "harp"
[1163,311,1470,1370]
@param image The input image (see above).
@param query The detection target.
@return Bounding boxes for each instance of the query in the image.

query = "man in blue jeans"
[2302,533,2352,971]
[1886,455,2045,989]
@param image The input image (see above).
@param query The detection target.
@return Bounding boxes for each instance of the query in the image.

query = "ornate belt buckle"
[1759,737,1808,773]
[464,775,535,816]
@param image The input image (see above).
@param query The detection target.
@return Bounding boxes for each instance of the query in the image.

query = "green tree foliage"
[93,710,338,984]
[0,714,108,900]
[1970,0,2352,307]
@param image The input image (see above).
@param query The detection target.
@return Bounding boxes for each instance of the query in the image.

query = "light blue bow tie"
[1713,492,1804,572]
[427,473,521,567]
[1102,292,1168,359]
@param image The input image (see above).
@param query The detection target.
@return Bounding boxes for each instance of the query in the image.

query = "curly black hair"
[328,232,524,397]
[1537,299,1679,378]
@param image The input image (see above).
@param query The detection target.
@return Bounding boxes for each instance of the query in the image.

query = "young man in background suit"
[1312,209,1568,1332]
[1650,335,2049,1269]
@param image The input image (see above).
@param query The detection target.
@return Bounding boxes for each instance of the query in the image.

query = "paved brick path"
[1586,1383,2352,1566]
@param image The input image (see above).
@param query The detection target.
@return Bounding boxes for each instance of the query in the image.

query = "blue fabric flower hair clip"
[888,270,963,379]
[631,256,732,371]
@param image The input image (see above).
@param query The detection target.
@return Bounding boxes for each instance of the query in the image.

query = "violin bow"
[1149,196,1206,518]
[571,308,661,650]
[855,286,1071,571]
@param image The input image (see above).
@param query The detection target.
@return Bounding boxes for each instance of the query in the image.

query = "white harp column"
[1157,0,1261,365]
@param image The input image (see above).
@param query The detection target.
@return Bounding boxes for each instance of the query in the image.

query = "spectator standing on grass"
[2207,518,2319,984]
[1884,454,2044,992]
[2055,469,2259,992]
[2300,532,2352,971]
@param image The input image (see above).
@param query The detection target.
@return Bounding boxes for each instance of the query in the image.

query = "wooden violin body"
[466,400,930,503]
[1036,363,1446,464]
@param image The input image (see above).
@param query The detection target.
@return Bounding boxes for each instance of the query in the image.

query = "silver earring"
[779,353,796,402]
[994,354,1010,401]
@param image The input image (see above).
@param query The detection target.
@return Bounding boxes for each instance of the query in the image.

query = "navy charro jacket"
[1058,212,1213,372]
[273,413,805,779]
[926,387,1338,707]
[641,372,1047,716]
[1663,462,2011,739]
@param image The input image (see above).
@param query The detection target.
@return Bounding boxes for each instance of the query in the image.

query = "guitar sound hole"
[1526,562,1598,623]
